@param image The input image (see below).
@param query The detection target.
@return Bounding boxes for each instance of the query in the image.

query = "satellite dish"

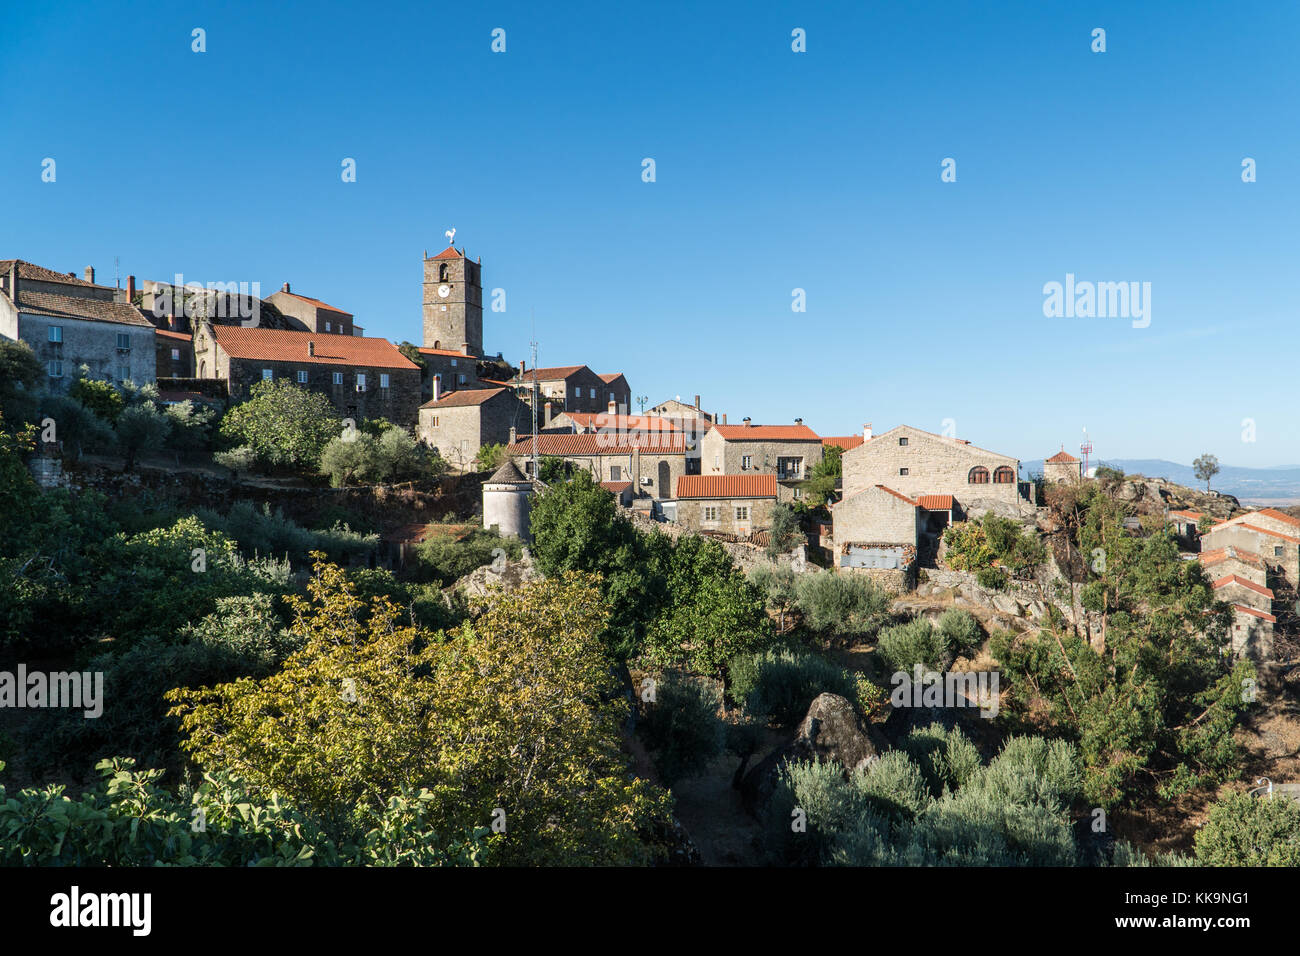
[445,227,456,246]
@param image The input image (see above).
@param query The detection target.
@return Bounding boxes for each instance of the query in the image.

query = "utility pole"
[530,308,539,480]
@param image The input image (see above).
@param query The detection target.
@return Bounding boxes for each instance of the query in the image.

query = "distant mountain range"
[1019,458,1300,505]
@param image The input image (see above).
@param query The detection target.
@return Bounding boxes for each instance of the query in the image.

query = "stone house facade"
[841,424,1027,509]
[700,422,823,504]
[510,364,630,415]
[0,259,156,389]
[155,328,194,378]
[674,474,777,535]
[1228,605,1275,661]
[423,245,484,357]
[1044,448,1082,483]
[830,484,924,552]
[646,395,714,425]
[504,431,687,499]
[265,284,357,336]
[1202,510,1300,591]
[416,346,479,402]
[194,323,421,425]
[1198,547,1267,588]
[417,386,531,471]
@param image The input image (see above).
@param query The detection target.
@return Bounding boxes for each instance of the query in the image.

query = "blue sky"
[4,0,1298,466]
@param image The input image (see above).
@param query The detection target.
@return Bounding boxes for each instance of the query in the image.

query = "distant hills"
[1019,458,1300,505]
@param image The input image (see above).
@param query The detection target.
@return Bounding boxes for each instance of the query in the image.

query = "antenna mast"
[1080,427,1094,476]
[530,309,538,479]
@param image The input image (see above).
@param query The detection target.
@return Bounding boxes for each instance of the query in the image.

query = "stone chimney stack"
[543,401,552,427]
[84,266,95,285]
[795,418,803,425]
[126,275,136,301]
[694,394,701,409]
[509,425,517,445]
[461,342,471,356]
[864,423,873,441]
[282,282,290,293]
[721,413,727,425]
[432,375,441,402]
[8,261,17,302]
[519,360,526,377]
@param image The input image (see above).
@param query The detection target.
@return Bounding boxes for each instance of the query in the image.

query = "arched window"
[993,466,1015,484]
[439,264,449,282]
[432,340,440,350]
[968,466,990,484]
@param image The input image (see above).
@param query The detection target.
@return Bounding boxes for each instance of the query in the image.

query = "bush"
[900,722,983,798]
[411,526,520,586]
[213,445,257,476]
[727,648,860,726]
[876,618,948,674]
[794,570,891,637]
[1194,791,1300,866]
[937,609,984,657]
[637,671,725,785]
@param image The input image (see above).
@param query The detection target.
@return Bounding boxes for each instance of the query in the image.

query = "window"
[900,467,909,476]
[116,333,131,350]
[457,373,465,385]
[297,370,308,384]
[609,392,615,402]
[993,466,1015,484]
[170,348,181,361]
[380,373,390,388]
[116,364,130,381]
[968,466,990,484]
[741,455,753,469]
[778,456,803,479]
[590,388,596,399]
[325,321,331,332]
[48,326,63,343]
[47,360,63,378]
[703,505,719,522]
[1276,546,1285,557]
[899,437,908,446]
[735,506,750,521]
[428,416,440,427]
[262,369,273,380]
[332,371,344,385]
[793,487,803,500]
[356,373,367,388]
[611,465,621,481]
[450,358,457,367]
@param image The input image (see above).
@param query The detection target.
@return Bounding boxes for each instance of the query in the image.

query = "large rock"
[739,693,887,815]
[450,549,541,599]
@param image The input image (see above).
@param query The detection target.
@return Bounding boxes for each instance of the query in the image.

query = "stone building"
[1202,509,1300,591]
[645,395,714,425]
[1166,509,1204,547]
[504,431,688,499]
[423,245,483,357]
[1198,547,1266,587]
[1226,604,1275,660]
[417,386,531,472]
[674,474,777,535]
[265,284,358,336]
[155,328,194,378]
[549,410,681,436]
[482,460,536,541]
[0,259,156,389]
[841,424,1028,510]
[416,346,479,402]
[700,421,823,504]
[1044,447,1082,483]
[830,485,924,552]
[1211,573,1274,614]
[194,323,420,425]
[509,363,631,415]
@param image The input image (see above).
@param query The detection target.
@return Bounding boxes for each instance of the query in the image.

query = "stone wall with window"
[699,431,824,480]
[842,425,1023,506]
[10,312,156,392]
[675,495,776,535]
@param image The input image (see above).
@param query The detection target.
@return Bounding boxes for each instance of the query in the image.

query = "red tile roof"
[598,373,626,384]
[915,494,955,511]
[515,364,587,383]
[278,290,351,316]
[1168,510,1204,521]
[420,387,507,409]
[822,435,865,451]
[875,485,918,506]
[154,328,191,342]
[417,346,476,358]
[505,432,687,456]
[1209,521,1300,543]
[600,480,633,494]
[1046,449,1079,463]
[480,378,511,387]
[1232,604,1276,623]
[430,246,463,260]
[13,288,153,327]
[711,424,820,441]
[1198,547,1264,569]
[1211,574,1274,600]
[210,326,418,369]
[560,412,681,432]
[1255,507,1300,528]
[676,474,778,499]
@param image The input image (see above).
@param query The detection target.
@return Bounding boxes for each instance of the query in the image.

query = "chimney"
[8,261,16,302]
[721,413,727,425]
[461,342,470,356]
[126,275,135,301]
[509,425,517,445]
[432,374,441,402]
[864,423,873,441]
[543,401,552,427]
[694,394,700,409]
[282,282,290,293]
[608,400,617,414]
[168,314,177,331]
[519,360,526,377]
[84,266,95,285]
[308,341,315,356]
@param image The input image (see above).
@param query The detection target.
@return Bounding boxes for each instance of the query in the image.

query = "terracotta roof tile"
[515,364,587,383]
[0,259,104,288]
[505,432,687,456]
[210,326,418,369]
[1208,521,1300,543]
[278,290,352,316]
[1211,574,1274,600]
[822,435,865,451]
[430,246,463,260]
[420,387,506,409]
[12,288,153,327]
[1232,604,1276,623]
[676,474,778,499]
[560,412,681,432]
[1168,510,1204,521]
[601,480,633,494]
[711,424,820,441]
[1046,449,1079,463]
[154,328,191,342]
[1198,547,1265,568]
[915,494,954,510]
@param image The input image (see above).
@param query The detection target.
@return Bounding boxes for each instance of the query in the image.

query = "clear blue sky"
[5,1,1297,466]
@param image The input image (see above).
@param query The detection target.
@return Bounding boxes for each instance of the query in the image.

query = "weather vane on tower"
[445,227,456,247]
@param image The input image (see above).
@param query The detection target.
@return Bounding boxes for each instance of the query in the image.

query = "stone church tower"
[423,245,483,356]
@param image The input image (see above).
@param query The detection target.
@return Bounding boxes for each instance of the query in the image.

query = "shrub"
[727,648,860,726]
[213,445,257,476]
[876,618,948,674]
[795,570,891,637]
[937,609,984,657]
[1194,791,1300,866]
[412,526,520,586]
[900,722,983,797]
[637,671,726,785]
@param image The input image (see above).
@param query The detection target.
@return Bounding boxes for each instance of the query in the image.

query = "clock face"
[438,284,450,298]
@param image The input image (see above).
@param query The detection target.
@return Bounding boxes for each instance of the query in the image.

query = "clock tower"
[422,243,483,356]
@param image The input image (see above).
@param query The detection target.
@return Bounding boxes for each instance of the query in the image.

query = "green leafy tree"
[219,379,342,470]
[766,502,804,558]
[0,338,42,424]
[213,445,257,478]
[373,425,443,482]
[164,399,217,461]
[794,569,891,637]
[1193,453,1221,492]
[38,394,115,462]
[69,376,124,423]
[475,442,507,472]
[801,443,842,507]
[319,433,378,487]
[748,561,799,632]
[115,402,171,471]
[1194,790,1300,866]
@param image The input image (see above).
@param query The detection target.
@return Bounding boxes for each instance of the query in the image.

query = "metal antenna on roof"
[114,256,120,289]
[530,308,539,479]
